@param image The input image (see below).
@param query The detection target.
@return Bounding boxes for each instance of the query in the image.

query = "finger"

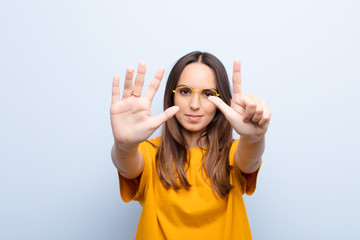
[144,67,165,102]
[258,101,271,126]
[149,106,179,129]
[232,59,242,96]
[122,66,134,99]
[242,95,257,123]
[132,61,146,97]
[208,96,237,121]
[251,96,264,123]
[112,74,120,103]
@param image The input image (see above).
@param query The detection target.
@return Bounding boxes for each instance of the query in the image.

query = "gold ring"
[131,91,141,97]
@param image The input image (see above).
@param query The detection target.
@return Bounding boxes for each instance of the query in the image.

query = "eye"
[201,89,217,97]
[178,87,192,96]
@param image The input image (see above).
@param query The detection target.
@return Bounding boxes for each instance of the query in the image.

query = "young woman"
[110,51,271,240]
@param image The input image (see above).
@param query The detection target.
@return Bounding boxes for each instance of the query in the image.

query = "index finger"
[232,59,242,95]
[143,67,165,102]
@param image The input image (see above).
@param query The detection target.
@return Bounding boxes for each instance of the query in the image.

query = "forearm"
[234,136,265,174]
[111,142,144,179]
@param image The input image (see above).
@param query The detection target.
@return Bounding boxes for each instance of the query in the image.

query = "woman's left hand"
[208,59,271,142]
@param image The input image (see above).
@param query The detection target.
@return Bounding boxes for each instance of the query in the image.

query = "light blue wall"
[1,0,359,239]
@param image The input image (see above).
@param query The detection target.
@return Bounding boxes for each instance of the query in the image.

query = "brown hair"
[156,51,233,198]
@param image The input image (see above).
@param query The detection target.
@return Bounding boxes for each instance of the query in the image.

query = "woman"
[110,51,271,239]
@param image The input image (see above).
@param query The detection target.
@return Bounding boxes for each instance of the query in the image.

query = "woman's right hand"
[110,61,179,149]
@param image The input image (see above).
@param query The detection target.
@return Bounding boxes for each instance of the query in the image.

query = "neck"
[183,130,205,148]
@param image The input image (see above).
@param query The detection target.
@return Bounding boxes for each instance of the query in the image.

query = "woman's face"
[174,62,217,136]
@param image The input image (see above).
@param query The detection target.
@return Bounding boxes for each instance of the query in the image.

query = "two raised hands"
[110,60,271,150]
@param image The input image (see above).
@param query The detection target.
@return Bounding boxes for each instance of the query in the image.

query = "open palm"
[110,62,179,146]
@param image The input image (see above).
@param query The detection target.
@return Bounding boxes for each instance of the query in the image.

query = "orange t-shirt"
[118,137,261,240]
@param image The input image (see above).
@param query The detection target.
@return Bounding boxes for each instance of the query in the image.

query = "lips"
[186,114,203,121]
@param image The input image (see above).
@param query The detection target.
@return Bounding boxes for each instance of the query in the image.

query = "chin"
[185,126,203,133]
[181,122,207,134]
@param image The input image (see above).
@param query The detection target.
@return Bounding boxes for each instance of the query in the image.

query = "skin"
[173,62,218,148]
[208,59,271,173]
[110,62,179,179]
[110,59,271,179]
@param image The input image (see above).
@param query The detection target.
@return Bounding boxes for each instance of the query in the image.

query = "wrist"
[240,134,264,144]
[114,140,139,153]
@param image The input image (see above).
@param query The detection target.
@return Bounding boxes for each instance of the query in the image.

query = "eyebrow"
[175,84,218,90]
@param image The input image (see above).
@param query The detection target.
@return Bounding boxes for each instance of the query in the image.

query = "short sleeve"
[229,139,262,196]
[117,138,160,203]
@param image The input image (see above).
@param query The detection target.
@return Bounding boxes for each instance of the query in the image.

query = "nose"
[189,92,201,110]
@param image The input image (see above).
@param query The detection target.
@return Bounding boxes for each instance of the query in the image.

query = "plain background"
[1,0,359,239]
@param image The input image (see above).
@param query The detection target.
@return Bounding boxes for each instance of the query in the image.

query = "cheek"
[173,100,185,119]
[205,104,217,116]
[174,98,184,110]
[174,95,189,111]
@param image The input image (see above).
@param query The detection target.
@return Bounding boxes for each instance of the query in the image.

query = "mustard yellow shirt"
[118,137,260,240]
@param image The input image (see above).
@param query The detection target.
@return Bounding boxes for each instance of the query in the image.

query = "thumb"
[208,96,235,121]
[149,106,180,129]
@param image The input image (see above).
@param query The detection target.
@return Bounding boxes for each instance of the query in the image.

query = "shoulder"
[138,136,161,155]
[148,136,161,147]
[119,137,162,203]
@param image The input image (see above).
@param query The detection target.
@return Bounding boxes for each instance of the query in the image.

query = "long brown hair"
[156,51,233,198]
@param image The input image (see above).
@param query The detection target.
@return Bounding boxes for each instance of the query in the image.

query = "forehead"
[177,62,216,89]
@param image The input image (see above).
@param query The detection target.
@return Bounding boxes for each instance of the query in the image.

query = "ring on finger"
[131,91,141,97]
